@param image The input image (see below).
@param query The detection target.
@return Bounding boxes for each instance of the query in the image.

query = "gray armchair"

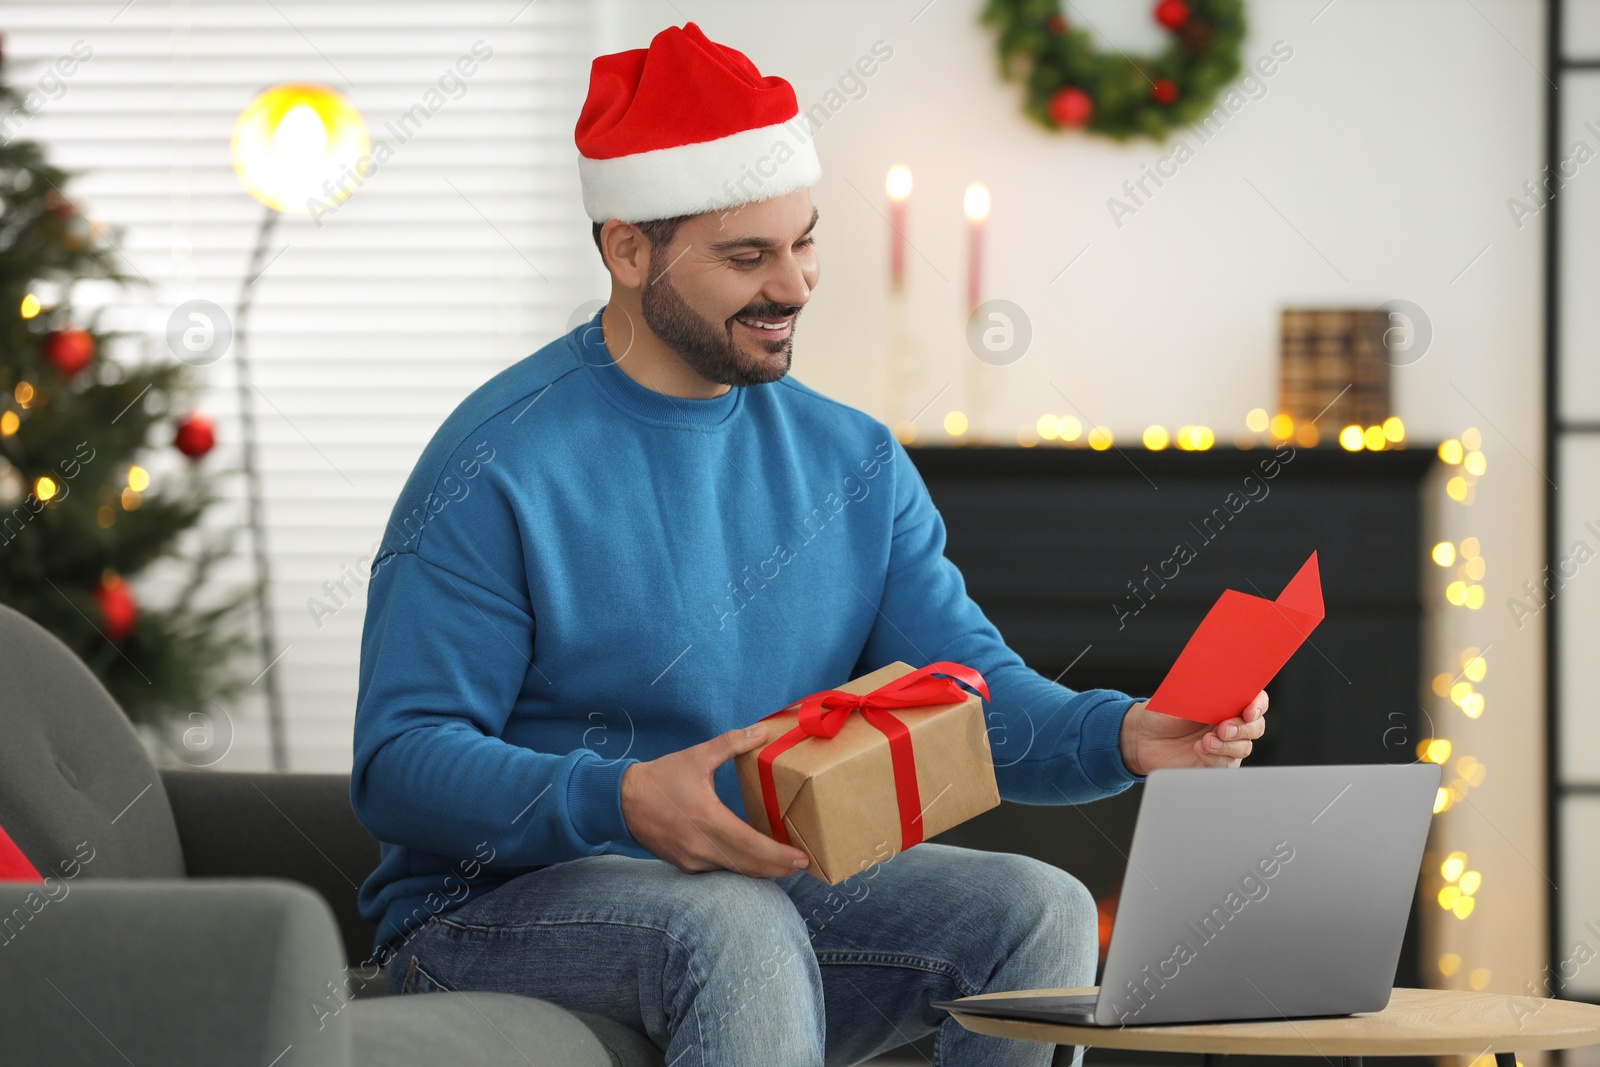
[0,602,663,1066]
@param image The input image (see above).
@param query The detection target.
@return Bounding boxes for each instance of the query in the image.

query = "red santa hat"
[575,22,821,224]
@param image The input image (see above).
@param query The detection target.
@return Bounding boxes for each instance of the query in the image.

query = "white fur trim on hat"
[580,114,820,223]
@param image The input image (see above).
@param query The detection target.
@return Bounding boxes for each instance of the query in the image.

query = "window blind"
[4,0,602,770]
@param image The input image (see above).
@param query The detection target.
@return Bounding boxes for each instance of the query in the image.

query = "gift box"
[734,660,1001,884]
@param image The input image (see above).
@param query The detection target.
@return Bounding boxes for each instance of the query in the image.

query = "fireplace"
[912,443,1436,1067]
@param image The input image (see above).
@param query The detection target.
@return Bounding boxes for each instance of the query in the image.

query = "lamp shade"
[231,83,369,214]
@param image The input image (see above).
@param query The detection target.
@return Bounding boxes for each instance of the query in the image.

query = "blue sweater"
[351,308,1146,961]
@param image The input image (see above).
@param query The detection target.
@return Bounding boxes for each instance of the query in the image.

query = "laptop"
[933,762,1441,1028]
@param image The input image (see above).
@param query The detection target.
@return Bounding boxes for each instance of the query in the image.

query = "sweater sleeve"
[349,444,637,867]
[853,437,1148,805]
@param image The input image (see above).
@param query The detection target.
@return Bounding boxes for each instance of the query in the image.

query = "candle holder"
[885,282,926,432]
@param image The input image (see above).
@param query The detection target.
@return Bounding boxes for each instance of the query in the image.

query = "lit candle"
[963,182,990,315]
[886,165,912,290]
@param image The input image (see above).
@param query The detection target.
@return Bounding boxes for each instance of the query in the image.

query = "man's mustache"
[729,305,802,323]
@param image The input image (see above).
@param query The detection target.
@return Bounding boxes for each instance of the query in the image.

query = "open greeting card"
[1144,551,1325,725]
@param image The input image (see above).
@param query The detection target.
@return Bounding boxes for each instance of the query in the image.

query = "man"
[350,21,1267,1067]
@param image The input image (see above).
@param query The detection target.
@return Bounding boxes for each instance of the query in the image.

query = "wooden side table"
[944,987,1600,1067]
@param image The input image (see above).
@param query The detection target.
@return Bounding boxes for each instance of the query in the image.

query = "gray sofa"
[0,602,663,1066]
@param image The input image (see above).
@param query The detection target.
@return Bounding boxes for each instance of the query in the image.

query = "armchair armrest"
[161,769,380,971]
[0,878,352,1067]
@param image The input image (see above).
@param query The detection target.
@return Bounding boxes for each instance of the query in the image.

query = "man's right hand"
[620,724,811,879]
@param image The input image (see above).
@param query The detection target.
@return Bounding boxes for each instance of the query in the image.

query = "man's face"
[638,188,819,388]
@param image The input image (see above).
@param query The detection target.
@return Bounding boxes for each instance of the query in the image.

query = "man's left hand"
[1118,691,1268,775]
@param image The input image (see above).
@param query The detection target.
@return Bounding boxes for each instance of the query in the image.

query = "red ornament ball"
[174,412,216,459]
[94,574,139,642]
[43,328,95,376]
[1046,12,1070,35]
[1048,86,1094,128]
[1154,0,1190,30]
[1151,78,1180,105]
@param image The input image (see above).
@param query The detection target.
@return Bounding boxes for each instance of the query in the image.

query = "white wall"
[591,0,1551,1031]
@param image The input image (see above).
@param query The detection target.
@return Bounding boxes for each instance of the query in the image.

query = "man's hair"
[591,215,692,271]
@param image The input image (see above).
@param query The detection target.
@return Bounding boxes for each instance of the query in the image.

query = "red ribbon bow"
[756,661,990,854]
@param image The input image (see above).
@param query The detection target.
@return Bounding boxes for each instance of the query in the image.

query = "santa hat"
[575,22,821,224]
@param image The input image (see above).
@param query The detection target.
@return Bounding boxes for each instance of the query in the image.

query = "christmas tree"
[0,48,253,735]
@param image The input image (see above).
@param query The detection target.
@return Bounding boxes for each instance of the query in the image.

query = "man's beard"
[639,259,798,388]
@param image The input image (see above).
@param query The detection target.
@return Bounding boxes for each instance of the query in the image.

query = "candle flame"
[963,183,990,221]
[886,165,912,201]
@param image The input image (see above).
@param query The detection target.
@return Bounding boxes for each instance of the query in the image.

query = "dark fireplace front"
[911,444,1436,1067]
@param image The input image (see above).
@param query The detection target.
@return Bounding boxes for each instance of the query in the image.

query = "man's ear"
[600,219,649,289]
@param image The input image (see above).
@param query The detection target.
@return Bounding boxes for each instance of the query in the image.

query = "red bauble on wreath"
[1047,86,1093,128]
[43,328,95,376]
[94,573,139,642]
[1154,0,1191,29]
[173,411,216,459]
[1151,78,1180,105]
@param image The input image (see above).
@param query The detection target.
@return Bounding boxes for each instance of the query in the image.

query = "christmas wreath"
[980,0,1247,142]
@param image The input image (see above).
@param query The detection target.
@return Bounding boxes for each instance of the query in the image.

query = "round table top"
[945,987,1600,1055]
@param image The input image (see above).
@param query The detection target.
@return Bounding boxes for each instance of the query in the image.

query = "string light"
[1436,850,1480,918]
[1417,737,1452,763]
[34,476,57,501]
[19,293,40,319]
[0,411,18,437]
[999,411,1378,452]
[943,411,968,437]
[1432,422,1489,977]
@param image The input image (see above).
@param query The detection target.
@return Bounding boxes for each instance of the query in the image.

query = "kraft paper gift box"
[734,660,1001,884]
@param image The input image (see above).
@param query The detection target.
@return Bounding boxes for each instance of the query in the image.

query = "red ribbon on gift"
[756,661,989,853]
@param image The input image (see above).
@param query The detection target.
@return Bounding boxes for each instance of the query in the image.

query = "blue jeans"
[384,842,1095,1067]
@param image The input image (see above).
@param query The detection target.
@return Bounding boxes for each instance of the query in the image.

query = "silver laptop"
[934,762,1441,1028]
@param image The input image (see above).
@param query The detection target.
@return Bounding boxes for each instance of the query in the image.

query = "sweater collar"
[575,307,744,430]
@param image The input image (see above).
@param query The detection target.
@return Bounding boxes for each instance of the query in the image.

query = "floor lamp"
[229,83,368,770]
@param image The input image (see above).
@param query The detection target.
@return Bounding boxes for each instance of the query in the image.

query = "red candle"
[886,165,911,290]
[964,183,990,314]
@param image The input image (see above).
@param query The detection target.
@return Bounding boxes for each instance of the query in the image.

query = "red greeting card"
[1144,552,1325,725]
